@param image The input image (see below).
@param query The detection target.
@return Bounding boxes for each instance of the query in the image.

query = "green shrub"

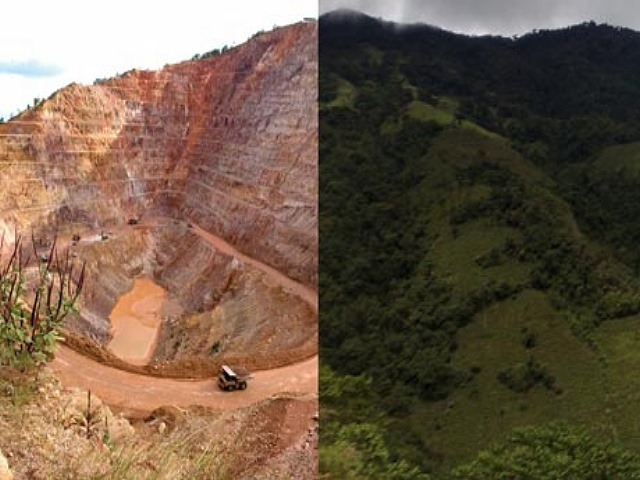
[452,423,640,479]
[0,235,85,371]
[496,357,558,394]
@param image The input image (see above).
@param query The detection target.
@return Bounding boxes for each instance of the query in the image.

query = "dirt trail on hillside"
[50,217,318,413]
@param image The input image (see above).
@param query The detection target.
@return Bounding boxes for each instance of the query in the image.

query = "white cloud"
[0,0,317,119]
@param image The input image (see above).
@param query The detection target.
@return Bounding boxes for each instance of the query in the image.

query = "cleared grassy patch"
[380,116,402,136]
[429,128,550,184]
[459,119,505,140]
[594,317,640,449]
[428,217,530,294]
[407,97,505,140]
[406,101,454,125]
[326,77,358,109]
[405,290,607,472]
[593,141,640,176]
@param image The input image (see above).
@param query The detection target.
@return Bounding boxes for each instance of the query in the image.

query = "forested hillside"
[320,9,640,478]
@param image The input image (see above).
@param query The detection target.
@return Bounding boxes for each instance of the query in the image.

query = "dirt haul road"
[50,218,318,415]
[52,348,318,416]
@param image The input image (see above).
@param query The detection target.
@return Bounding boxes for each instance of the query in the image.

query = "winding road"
[52,347,318,416]
[50,218,318,415]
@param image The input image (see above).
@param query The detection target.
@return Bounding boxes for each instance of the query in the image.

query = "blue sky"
[0,1,317,120]
[0,61,62,78]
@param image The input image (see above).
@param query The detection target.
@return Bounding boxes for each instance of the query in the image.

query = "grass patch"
[0,368,235,479]
[326,77,358,109]
[380,116,402,136]
[0,369,38,408]
[401,290,607,473]
[406,100,454,125]
[594,317,640,448]
[82,426,229,480]
[593,141,640,177]
[405,101,504,141]
[459,118,504,140]
[428,218,530,294]
[429,128,550,183]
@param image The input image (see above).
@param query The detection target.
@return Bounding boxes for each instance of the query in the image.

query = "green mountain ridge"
[320,10,640,478]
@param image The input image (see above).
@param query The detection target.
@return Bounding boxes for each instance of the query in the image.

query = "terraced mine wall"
[0,21,317,370]
[0,21,317,287]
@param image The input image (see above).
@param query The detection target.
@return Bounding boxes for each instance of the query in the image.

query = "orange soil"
[51,217,318,414]
[52,347,317,417]
[108,277,168,365]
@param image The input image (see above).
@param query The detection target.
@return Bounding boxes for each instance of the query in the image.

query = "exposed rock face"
[0,22,317,369]
[0,449,12,480]
[0,21,317,288]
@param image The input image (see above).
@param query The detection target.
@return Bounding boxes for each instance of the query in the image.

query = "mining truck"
[218,364,250,391]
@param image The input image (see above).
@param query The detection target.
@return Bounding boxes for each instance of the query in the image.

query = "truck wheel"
[239,382,247,390]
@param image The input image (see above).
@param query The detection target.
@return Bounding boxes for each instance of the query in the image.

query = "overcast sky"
[321,0,640,36]
[0,1,316,120]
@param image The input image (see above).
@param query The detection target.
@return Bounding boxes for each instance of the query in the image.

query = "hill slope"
[320,10,640,477]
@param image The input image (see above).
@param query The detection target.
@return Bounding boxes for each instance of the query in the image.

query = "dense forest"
[320,9,640,478]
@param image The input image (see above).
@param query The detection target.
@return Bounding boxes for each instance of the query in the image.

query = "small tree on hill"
[0,234,85,371]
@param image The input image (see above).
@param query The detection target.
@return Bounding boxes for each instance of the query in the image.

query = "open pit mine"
[0,20,317,476]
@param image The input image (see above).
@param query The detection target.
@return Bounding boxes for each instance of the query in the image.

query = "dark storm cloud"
[320,0,640,36]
